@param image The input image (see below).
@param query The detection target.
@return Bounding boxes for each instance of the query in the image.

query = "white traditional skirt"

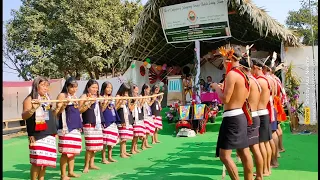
[83,124,103,151]
[153,115,163,130]
[118,125,134,141]
[29,135,57,168]
[58,129,82,157]
[102,123,119,147]
[133,120,146,138]
[144,116,155,136]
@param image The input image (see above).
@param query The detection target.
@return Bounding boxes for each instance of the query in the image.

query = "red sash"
[256,76,275,122]
[231,68,252,126]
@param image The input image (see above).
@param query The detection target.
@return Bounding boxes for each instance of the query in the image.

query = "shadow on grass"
[113,141,222,180]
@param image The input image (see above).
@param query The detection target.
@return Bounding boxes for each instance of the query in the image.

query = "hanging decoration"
[143,61,148,66]
[157,65,162,71]
[131,64,136,68]
[140,65,146,76]
[149,66,167,84]
[146,58,151,63]
[146,64,151,69]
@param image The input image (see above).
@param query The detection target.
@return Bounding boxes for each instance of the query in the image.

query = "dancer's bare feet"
[151,142,156,144]
[146,144,152,148]
[135,149,141,153]
[278,153,281,158]
[130,150,137,154]
[68,173,80,178]
[141,145,147,150]
[155,141,161,143]
[120,154,129,158]
[271,162,279,168]
[82,168,89,173]
[279,149,286,153]
[125,152,131,156]
[108,158,117,162]
[254,172,271,177]
[101,159,110,164]
[61,176,71,180]
[89,165,100,170]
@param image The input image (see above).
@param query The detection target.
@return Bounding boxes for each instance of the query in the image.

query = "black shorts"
[216,109,249,157]
[257,109,272,142]
[247,112,260,146]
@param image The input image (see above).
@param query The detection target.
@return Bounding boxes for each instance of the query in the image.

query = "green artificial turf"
[3,116,318,180]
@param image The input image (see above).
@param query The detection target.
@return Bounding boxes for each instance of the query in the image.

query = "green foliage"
[286,0,318,45]
[285,62,304,116]
[4,0,143,80]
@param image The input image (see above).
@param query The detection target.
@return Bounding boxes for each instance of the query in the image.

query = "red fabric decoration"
[140,66,145,76]
[148,66,166,84]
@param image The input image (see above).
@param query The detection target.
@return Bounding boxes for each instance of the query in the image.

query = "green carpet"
[3,117,318,180]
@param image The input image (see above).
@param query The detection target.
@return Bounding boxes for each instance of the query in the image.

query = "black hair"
[141,83,150,96]
[83,79,99,96]
[151,84,160,95]
[130,84,139,97]
[200,79,205,84]
[239,57,253,70]
[100,81,113,96]
[207,76,212,79]
[252,58,264,68]
[29,76,50,99]
[232,46,244,61]
[61,77,78,94]
[116,83,131,96]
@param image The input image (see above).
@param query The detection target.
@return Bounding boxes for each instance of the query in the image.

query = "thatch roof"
[120,0,301,67]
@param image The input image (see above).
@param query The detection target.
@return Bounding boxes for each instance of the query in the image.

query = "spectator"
[219,74,226,83]
[206,76,213,91]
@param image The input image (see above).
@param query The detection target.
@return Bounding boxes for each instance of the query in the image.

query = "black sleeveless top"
[26,110,57,138]
[151,100,161,116]
[82,102,105,125]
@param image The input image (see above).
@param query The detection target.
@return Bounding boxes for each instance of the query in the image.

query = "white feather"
[264,55,270,64]
[271,52,277,68]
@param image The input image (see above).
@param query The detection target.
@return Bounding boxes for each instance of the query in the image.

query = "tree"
[286,0,318,46]
[4,0,143,80]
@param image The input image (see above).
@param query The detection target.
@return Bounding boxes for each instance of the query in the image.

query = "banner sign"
[194,104,206,120]
[304,106,310,125]
[159,0,231,43]
[180,105,191,120]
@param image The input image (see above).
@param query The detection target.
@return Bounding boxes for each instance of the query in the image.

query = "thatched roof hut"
[120,0,301,67]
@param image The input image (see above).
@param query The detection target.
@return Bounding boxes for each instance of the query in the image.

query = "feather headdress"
[218,45,241,61]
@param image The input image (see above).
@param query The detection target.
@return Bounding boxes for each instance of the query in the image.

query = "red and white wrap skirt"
[102,123,119,147]
[58,129,82,157]
[144,116,155,136]
[29,135,57,168]
[118,125,134,141]
[83,124,103,151]
[153,115,163,130]
[133,120,146,137]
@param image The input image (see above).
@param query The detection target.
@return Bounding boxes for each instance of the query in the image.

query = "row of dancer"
[22,77,163,180]
[210,46,287,180]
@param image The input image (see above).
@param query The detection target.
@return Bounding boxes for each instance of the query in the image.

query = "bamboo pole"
[31,93,164,103]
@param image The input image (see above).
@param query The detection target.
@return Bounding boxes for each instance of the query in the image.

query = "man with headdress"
[210,45,253,180]
[251,58,273,176]
[263,54,282,168]
[271,64,287,153]
[239,56,264,180]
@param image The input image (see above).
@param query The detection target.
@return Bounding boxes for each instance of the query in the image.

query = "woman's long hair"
[61,77,78,94]
[83,79,99,96]
[29,76,49,99]
[140,83,150,96]
[100,81,113,96]
[151,84,160,95]
[130,84,139,97]
[116,83,131,96]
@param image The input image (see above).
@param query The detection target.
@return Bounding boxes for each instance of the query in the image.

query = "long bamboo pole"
[31,93,164,103]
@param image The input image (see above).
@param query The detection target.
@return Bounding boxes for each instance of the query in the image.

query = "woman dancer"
[100,81,121,164]
[55,77,82,179]
[141,84,155,149]
[130,84,146,154]
[79,79,104,173]
[151,84,163,144]
[22,77,57,180]
[116,83,134,158]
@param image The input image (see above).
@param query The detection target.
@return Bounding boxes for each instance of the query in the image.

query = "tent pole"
[195,40,201,103]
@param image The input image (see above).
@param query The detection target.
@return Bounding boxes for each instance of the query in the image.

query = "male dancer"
[263,56,279,168]
[272,66,287,153]
[211,46,253,180]
[251,58,272,176]
[239,58,264,180]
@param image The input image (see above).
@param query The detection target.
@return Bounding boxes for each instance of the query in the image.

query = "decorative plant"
[284,62,304,119]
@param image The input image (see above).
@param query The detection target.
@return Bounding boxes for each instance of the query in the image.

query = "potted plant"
[285,62,304,131]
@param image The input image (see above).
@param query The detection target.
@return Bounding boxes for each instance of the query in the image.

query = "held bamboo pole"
[31,93,164,103]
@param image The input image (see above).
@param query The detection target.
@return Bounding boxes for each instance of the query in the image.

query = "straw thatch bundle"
[120,0,301,67]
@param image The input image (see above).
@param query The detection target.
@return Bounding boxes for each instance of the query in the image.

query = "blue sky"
[3,0,302,81]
